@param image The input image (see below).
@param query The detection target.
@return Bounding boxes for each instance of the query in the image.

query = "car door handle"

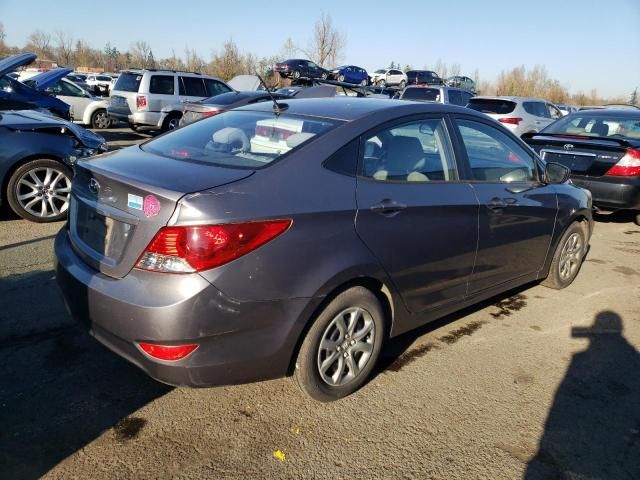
[370,199,407,217]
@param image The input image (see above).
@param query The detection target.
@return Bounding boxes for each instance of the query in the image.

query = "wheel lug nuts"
[343,352,348,358]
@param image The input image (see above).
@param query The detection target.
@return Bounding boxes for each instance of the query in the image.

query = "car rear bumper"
[107,108,162,127]
[571,175,640,211]
[54,229,317,387]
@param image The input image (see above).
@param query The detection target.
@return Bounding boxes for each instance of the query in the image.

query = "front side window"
[456,118,538,182]
[361,118,458,182]
[149,75,175,95]
[48,80,83,97]
[204,79,232,97]
[141,111,338,169]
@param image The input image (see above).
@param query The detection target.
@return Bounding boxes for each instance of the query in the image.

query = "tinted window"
[456,119,538,182]
[114,73,142,92]
[401,88,441,102]
[324,139,359,176]
[202,92,251,105]
[467,99,516,114]
[524,101,549,118]
[541,113,640,139]
[461,91,473,104]
[97,75,112,82]
[149,75,175,95]
[204,79,232,98]
[361,118,458,182]
[448,90,463,106]
[180,76,207,97]
[142,111,337,169]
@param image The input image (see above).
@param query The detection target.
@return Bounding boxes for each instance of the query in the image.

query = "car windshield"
[467,99,516,114]
[541,113,640,140]
[402,88,441,101]
[114,72,142,92]
[374,69,385,74]
[141,110,339,169]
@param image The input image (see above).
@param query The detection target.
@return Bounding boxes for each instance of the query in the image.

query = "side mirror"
[544,162,571,184]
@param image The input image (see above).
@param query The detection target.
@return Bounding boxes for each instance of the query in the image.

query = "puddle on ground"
[113,416,147,442]
[439,321,486,345]
[386,342,439,372]
[614,266,639,276]
[490,294,528,319]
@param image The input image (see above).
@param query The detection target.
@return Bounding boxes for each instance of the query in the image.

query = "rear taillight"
[605,148,640,176]
[136,220,292,273]
[498,117,523,125]
[138,343,198,361]
[136,95,147,109]
[200,109,220,117]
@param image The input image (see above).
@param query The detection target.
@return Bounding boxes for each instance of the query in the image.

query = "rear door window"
[179,76,207,97]
[149,75,175,95]
[114,73,142,92]
[455,118,538,182]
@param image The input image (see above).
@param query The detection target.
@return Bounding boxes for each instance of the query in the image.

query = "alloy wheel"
[15,166,71,219]
[93,110,111,129]
[558,232,582,280]
[317,307,376,387]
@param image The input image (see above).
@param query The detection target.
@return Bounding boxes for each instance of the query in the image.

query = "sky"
[1,0,638,98]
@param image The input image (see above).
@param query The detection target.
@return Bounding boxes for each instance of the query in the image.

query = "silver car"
[108,69,232,132]
[400,86,474,107]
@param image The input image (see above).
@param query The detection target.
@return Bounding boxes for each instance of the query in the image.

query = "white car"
[466,96,563,137]
[369,68,407,88]
[85,74,113,95]
[46,78,111,129]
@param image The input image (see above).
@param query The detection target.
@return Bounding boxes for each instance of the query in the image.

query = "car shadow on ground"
[593,210,636,224]
[100,129,151,144]
[524,310,640,479]
[0,270,171,479]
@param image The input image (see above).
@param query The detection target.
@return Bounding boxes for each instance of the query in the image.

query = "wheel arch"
[286,274,397,376]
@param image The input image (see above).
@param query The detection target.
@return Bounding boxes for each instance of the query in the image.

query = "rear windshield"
[467,99,516,114]
[542,113,640,140]
[141,110,339,169]
[202,92,252,105]
[402,88,441,101]
[114,72,142,92]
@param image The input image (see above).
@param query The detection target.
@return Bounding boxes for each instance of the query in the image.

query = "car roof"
[236,96,479,121]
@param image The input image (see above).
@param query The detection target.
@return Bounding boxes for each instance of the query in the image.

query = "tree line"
[0,17,635,105]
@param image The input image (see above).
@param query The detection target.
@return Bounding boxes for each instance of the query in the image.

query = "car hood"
[227,75,261,91]
[0,52,37,77]
[27,68,74,90]
[0,109,106,149]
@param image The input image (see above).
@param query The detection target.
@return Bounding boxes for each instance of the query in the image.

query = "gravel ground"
[0,129,639,479]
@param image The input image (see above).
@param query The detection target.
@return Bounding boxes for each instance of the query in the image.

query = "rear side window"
[448,90,463,106]
[114,73,142,92]
[402,88,441,102]
[467,99,516,114]
[361,117,458,182]
[456,118,538,182]
[180,77,207,97]
[205,79,231,97]
[149,75,175,95]
[324,139,359,176]
[523,101,549,118]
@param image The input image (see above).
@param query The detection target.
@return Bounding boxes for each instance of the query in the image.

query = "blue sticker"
[127,194,143,210]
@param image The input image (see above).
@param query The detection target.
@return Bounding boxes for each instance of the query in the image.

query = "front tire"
[6,159,72,223]
[90,109,111,129]
[293,287,385,402]
[377,80,386,87]
[634,211,640,226]
[399,80,406,88]
[338,74,345,82]
[293,70,301,79]
[162,113,181,132]
[542,222,587,289]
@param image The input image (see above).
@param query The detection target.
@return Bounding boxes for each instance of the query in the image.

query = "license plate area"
[541,150,596,173]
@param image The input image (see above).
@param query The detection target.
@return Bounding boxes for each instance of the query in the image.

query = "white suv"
[108,69,232,132]
[466,96,563,137]
[369,68,407,88]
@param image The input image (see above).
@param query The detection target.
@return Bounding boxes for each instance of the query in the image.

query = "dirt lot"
[0,128,639,479]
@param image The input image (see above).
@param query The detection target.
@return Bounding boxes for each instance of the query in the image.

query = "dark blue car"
[0,52,71,120]
[329,65,369,85]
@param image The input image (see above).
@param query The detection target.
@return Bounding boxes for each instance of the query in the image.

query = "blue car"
[0,52,71,120]
[329,65,369,85]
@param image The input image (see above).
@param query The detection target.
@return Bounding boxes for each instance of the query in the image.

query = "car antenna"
[255,73,288,114]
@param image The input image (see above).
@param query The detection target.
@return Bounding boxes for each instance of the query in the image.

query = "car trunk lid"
[68,147,254,279]
[523,133,630,177]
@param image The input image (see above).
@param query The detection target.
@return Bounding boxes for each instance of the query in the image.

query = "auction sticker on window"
[127,194,143,210]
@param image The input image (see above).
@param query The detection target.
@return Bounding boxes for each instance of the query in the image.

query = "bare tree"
[27,29,52,57]
[301,13,346,67]
[280,37,298,59]
[209,38,244,79]
[0,22,7,56]
[54,30,74,66]
[130,40,153,68]
[450,63,461,77]
[184,47,206,73]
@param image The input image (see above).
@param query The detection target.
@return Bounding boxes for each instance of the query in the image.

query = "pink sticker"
[143,195,161,218]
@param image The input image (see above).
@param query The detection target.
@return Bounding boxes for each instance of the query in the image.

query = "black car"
[274,59,329,81]
[406,70,443,86]
[522,109,640,225]
[0,110,106,222]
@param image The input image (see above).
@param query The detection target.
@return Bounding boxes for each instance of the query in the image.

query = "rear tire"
[6,159,72,223]
[542,222,586,289]
[377,80,386,87]
[293,70,301,79]
[634,212,640,226]
[338,74,345,82]
[293,287,385,402]
[399,80,406,88]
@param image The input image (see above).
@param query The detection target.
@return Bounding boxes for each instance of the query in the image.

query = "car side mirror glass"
[544,162,570,184]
